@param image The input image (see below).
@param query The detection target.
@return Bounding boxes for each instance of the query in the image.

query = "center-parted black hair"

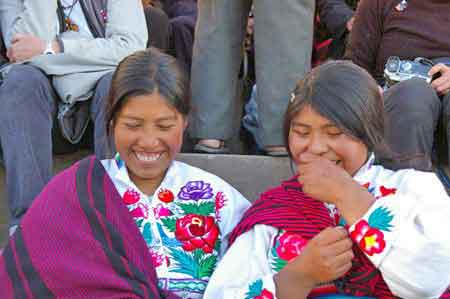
[105,47,191,138]
[284,60,387,157]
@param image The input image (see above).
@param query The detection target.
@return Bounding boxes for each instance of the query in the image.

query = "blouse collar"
[353,153,375,180]
[111,153,177,195]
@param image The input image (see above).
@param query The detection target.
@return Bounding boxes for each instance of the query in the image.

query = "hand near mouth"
[297,153,354,205]
[297,153,375,225]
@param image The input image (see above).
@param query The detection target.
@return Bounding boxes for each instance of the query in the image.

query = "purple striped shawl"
[229,177,450,298]
[0,156,180,299]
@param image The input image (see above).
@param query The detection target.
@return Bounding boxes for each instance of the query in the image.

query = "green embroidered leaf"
[214,238,222,253]
[193,249,204,264]
[177,202,215,216]
[270,245,287,272]
[197,201,215,216]
[245,279,263,299]
[198,255,217,278]
[136,218,144,229]
[142,223,153,245]
[168,247,199,278]
[161,217,177,232]
[368,206,394,232]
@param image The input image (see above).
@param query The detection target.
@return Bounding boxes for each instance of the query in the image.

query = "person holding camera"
[346,0,450,172]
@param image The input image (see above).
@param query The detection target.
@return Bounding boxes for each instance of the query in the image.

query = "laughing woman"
[204,61,450,299]
[0,48,250,299]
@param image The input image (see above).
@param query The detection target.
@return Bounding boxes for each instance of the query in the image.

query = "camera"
[384,56,434,88]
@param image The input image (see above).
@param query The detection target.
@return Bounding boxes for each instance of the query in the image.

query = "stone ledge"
[0,151,292,245]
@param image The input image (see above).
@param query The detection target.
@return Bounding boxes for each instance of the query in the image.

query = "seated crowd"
[0,0,450,298]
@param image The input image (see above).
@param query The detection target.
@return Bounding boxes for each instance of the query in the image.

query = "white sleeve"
[215,186,251,255]
[204,225,279,299]
[348,172,450,298]
[59,0,148,66]
[3,0,58,47]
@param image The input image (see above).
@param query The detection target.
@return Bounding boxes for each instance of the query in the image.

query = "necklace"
[60,0,79,10]
[60,0,80,32]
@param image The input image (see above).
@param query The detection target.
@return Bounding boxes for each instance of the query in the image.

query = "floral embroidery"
[158,189,175,203]
[175,214,219,253]
[153,204,173,219]
[168,247,218,279]
[178,181,214,200]
[123,189,140,205]
[245,279,274,299]
[215,192,227,222]
[115,153,124,169]
[350,220,386,256]
[362,182,376,195]
[276,232,307,261]
[255,289,274,299]
[350,206,394,256]
[129,203,149,219]
[149,249,165,268]
[271,231,307,272]
[362,182,397,200]
[378,186,397,198]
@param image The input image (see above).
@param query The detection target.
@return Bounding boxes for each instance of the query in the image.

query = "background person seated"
[0,0,147,234]
[346,0,450,172]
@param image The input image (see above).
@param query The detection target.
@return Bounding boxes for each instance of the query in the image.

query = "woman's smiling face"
[288,105,368,176]
[113,92,186,194]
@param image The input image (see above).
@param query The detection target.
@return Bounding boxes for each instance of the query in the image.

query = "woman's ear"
[183,117,189,130]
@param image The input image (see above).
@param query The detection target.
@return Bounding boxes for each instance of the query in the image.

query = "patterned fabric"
[102,154,250,299]
[0,156,178,299]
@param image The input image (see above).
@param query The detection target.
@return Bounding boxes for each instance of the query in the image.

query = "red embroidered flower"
[350,220,386,256]
[158,189,175,203]
[276,232,307,261]
[379,186,397,198]
[215,192,227,221]
[149,250,164,268]
[123,189,140,205]
[255,289,274,299]
[175,214,219,253]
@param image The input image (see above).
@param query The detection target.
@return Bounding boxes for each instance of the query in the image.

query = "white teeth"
[136,152,162,162]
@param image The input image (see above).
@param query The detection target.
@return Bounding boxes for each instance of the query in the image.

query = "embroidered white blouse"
[204,155,450,299]
[101,155,251,299]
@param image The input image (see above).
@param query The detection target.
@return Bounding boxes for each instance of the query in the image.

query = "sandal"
[265,146,288,157]
[193,143,231,154]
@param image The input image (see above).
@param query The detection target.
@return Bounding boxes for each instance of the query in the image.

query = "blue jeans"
[0,64,112,226]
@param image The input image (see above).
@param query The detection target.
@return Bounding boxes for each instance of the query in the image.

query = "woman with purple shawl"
[0,48,250,298]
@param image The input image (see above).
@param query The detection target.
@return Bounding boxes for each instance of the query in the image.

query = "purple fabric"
[0,156,180,299]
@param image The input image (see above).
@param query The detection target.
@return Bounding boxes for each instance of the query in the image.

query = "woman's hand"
[274,227,354,299]
[430,63,450,96]
[297,153,375,225]
[297,153,356,205]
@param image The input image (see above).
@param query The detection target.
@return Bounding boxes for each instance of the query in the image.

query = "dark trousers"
[378,78,450,171]
[0,64,112,226]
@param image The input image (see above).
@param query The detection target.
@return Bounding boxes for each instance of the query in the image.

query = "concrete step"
[0,151,292,246]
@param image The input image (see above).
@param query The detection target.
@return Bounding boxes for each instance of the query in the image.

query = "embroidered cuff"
[348,199,403,267]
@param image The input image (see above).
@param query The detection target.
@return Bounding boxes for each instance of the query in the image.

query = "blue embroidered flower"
[178,181,213,200]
